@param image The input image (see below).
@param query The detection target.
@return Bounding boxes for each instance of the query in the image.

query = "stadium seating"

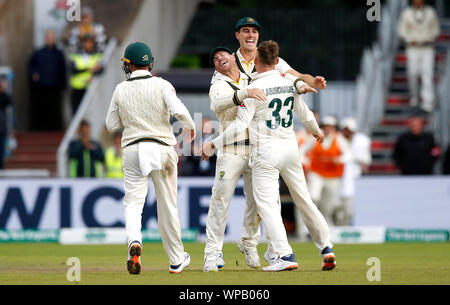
[369,19,450,175]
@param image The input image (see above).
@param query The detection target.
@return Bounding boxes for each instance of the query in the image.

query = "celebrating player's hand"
[181,128,196,144]
[297,83,318,95]
[201,142,216,160]
[314,76,327,90]
[247,88,267,101]
[313,130,324,143]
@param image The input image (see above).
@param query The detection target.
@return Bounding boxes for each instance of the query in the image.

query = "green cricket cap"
[209,46,233,67]
[235,17,261,32]
[122,42,153,66]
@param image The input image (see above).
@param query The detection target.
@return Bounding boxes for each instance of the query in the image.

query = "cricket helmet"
[122,42,154,66]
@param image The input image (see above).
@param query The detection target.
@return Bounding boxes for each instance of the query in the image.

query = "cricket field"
[0,242,449,285]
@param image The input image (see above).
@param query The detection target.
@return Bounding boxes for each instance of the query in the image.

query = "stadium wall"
[0,177,449,244]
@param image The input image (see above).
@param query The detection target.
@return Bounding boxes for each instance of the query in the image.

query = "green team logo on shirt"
[219,171,225,179]
[266,97,294,129]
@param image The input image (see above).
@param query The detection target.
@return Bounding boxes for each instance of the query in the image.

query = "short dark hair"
[257,40,279,66]
[80,119,90,128]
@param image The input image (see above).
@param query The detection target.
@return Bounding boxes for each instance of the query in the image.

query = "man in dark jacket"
[69,120,104,177]
[393,116,440,175]
[27,29,67,130]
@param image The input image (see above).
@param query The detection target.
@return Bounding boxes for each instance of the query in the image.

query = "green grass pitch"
[0,242,449,285]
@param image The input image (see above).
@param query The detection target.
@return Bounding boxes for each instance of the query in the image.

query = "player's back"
[114,75,175,146]
[246,70,298,154]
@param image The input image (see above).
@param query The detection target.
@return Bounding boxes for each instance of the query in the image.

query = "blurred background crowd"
[0,0,449,234]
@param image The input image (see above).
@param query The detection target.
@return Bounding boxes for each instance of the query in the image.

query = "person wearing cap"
[106,42,196,275]
[215,16,326,92]
[69,35,103,115]
[68,6,107,53]
[336,117,372,226]
[300,115,351,226]
[202,40,336,272]
[203,46,267,272]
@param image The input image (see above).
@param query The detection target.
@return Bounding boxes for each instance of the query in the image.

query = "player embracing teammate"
[203,39,336,272]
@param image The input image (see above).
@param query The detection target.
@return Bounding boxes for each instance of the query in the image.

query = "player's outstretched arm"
[201,99,255,160]
[210,82,266,113]
[293,93,322,142]
[286,69,326,90]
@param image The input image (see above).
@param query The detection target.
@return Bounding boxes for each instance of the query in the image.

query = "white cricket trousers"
[307,171,341,226]
[251,150,332,258]
[122,143,184,266]
[406,46,435,112]
[204,151,261,259]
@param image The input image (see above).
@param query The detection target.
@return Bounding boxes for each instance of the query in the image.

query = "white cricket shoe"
[238,240,261,268]
[203,257,219,272]
[169,252,191,274]
[262,254,298,272]
[217,251,225,269]
[263,249,277,266]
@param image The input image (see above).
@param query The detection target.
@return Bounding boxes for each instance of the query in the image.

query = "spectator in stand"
[336,117,372,226]
[69,120,105,178]
[69,35,103,115]
[68,6,107,53]
[393,115,440,175]
[105,131,124,179]
[27,29,67,130]
[398,0,440,113]
[300,115,351,226]
[0,77,12,169]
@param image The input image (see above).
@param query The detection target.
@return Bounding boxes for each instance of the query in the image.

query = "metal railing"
[57,37,119,177]
[434,48,450,153]
[355,0,408,135]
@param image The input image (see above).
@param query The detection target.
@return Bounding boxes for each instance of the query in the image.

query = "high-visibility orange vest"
[310,135,344,178]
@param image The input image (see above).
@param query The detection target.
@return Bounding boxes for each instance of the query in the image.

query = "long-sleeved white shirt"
[209,71,251,155]
[341,132,372,197]
[106,70,195,147]
[212,70,320,155]
[398,5,440,45]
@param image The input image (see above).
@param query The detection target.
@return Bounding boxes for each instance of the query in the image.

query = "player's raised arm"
[286,68,327,90]
[293,94,323,143]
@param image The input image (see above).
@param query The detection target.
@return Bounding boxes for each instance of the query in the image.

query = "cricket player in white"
[106,42,196,274]
[398,0,440,113]
[205,17,324,272]
[203,41,336,272]
[203,46,266,272]
[204,45,319,272]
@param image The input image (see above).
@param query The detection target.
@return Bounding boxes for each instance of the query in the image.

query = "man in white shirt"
[203,46,266,272]
[398,0,440,113]
[337,118,372,226]
[106,42,196,275]
[202,41,336,272]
